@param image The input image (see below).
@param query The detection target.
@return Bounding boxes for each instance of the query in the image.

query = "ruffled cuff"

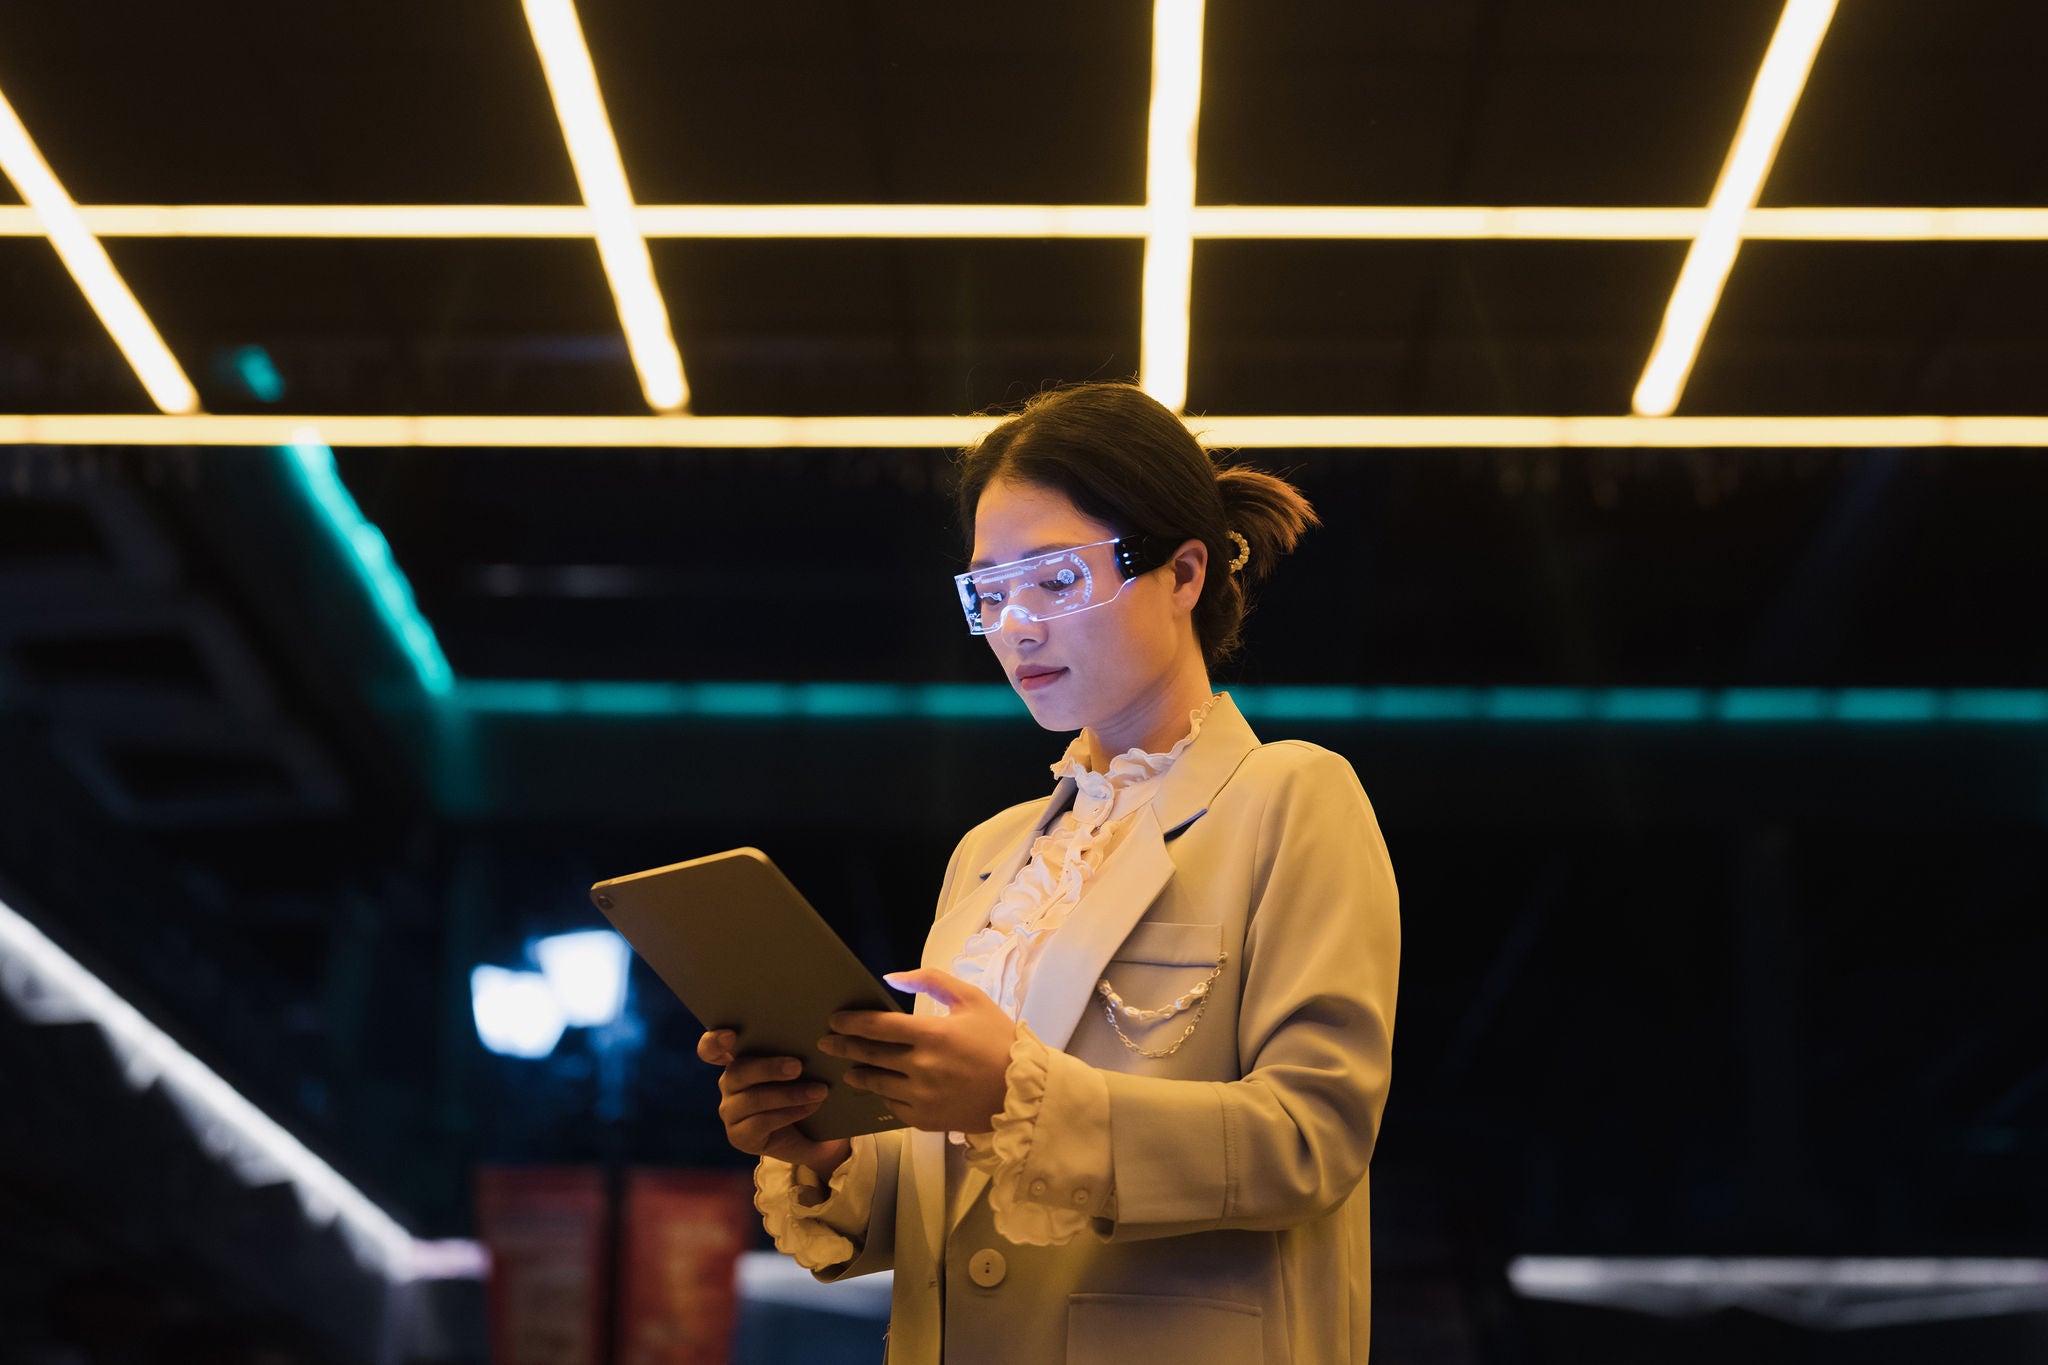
[961,1020,1114,1246]
[752,1136,876,1270]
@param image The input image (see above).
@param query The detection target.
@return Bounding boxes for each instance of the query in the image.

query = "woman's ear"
[1168,536,1208,610]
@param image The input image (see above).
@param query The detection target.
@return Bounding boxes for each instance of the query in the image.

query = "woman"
[697,381,1400,1363]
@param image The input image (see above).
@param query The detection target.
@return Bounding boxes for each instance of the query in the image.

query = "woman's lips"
[1017,668,1067,692]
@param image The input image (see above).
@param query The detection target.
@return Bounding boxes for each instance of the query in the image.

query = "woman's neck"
[1079,672,1217,771]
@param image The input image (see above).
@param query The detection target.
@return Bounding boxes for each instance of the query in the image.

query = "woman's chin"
[1017,692,1084,732]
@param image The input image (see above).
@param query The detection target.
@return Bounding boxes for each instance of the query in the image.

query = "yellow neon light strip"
[1140,0,1206,411]
[0,86,199,415]
[521,0,687,412]
[1188,206,2048,241]
[1,205,2043,241]
[1634,0,1839,417]
[3,414,2043,449]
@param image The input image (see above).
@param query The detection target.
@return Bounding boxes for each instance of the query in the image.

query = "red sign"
[475,1167,610,1365]
[616,1169,757,1365]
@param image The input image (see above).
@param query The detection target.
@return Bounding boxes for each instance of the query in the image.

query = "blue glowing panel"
[532,930,631,1029]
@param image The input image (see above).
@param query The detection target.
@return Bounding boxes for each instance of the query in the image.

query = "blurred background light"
[0,891,416,1279]
[229,343,286,402]
[469,966,568,1060]
[532,929,632,1029]
[1508,1256,2048,1329]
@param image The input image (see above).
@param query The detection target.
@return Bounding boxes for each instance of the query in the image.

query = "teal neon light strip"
[280,434,454,698]
[454,680,1029,719]
[450,681,2048,725]
[264,447,2043,730]
[231,345,285,403]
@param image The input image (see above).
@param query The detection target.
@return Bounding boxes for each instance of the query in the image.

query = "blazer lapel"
[921,773,1076,974]
[1017,803,1175,1053]
[910,773,1075,1261]
[1143,689,1260,842]
[945,804,1178,1234]
[1017,692,1261,1052]
[910,693,1264,1254]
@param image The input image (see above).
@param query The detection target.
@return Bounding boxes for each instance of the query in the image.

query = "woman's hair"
[952,380,1319,672]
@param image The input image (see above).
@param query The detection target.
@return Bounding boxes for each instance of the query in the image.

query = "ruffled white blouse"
[754,694,1223,1266]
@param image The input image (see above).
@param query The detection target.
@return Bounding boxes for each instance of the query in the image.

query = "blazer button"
[968,1248,1007,1287]
[1029,1178,1048,1196]
[1071,1188,1090,1206]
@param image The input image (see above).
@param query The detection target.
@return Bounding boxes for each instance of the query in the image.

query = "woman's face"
[970,477,1203,733]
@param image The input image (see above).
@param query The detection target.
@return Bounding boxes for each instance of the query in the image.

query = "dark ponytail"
[1200,462,1321,669]
[952,380,1319,672]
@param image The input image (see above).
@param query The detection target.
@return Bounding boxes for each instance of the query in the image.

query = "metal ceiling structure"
[0,0,2043,428]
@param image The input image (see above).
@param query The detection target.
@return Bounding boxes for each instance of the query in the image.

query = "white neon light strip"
[2,204,2045,241]
[1510,1256,2048,1330]
[0,891,418,1280]
[2,413,2045,448]
[521,0,687,412]
[1140,0,1206,411]
[0,86,199,415]
[1634,0,1840,417]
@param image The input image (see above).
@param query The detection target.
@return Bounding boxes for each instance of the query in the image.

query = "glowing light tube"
[0,85,198,414]
[1,204,2043,241]
[1140,0,1206,412]
[1634,0,1840,416]
[522,0,688,412]
[2,413,2045,449]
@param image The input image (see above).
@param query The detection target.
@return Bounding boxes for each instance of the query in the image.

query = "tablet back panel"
[591,847,909,1141]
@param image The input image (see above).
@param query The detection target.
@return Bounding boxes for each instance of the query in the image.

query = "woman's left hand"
[819,968,1016,1133]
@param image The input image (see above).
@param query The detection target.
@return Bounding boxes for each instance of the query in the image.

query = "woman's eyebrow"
[969,542,1078,570]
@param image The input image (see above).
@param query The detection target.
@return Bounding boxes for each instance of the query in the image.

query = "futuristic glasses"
[952,536,1166,636]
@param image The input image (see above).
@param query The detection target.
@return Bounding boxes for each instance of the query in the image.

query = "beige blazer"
[816,691,1400,1364]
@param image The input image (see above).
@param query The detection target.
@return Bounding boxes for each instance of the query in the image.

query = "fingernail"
[779,1059,800,1076]
[804,1083,828,1100]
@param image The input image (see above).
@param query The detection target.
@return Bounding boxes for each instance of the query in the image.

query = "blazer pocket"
[1097,921,1228,1055]
[1067,1293,1262,1365]
[1109,920,1224,966]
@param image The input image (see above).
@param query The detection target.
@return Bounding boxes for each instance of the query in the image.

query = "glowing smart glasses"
[953,537,1165,636]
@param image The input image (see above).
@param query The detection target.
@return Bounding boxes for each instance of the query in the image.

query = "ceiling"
[0,0,2042,419]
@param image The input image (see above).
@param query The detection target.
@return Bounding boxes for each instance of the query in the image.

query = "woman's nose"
[994,605,1044,643]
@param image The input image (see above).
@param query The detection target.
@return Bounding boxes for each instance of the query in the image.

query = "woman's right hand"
[698,1029,852,1178]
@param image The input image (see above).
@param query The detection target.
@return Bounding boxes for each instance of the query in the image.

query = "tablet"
[589,846,910,1141]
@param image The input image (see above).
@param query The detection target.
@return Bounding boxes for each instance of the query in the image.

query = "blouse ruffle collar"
[942,691,1223,1147]
[1048,691,1223,802]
